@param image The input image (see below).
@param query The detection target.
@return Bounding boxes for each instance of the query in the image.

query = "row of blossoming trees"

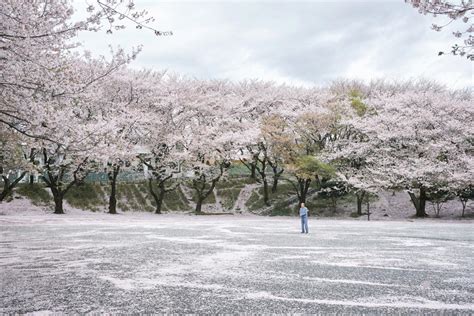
[1,0,473,217]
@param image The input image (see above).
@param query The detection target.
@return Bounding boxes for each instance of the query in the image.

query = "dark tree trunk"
[366,200,371,221]
[408,186,428,217]
[271,177,278,193]
[262,178,270,206]
[147,175,174,215]
[297,178,311,204]
[331,197,337,213]
[195,199,204,214]
[148,180,165,214]
[148,178,160,214]
[194,186,216,214]
[240,158,257,180]
[271,166,283,193]
[0,172,26,202]
[356,191,366,216]
[460,198,467,217]
[156,183,166,214]
[250,163,256,179]
[41,150,88,215]
[255,156,270,206]
[51,188,65,214]
[29,174,35,184]
[108,165,120,214]
[193,176,220,215]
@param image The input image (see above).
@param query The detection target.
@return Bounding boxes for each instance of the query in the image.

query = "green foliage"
[130,184,149,209]
[318,181,347,199]
[217,177,255,189]
[426,186,454,204]
[457,185,474,200]
[349,89,363,99]
[349,89,368,117]
[293,156,335,180]
[199,191,216,204]
[269,201,294,216]
[118,201,130,212]
[218,187,242,210]
[351,98,368,117]
[228,162,252,176]
[65,183,105,212]
[16,183,51,206]
[213,177,252,210]
[162,186,191,212]
[245,190,261,210]
[305,193,357,216]
[117,182,154,212]
[246,182,295,211]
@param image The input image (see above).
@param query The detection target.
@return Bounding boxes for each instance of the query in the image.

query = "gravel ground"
[0,212,473,314]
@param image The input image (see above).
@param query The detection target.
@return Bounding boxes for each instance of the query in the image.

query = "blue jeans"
[300,215,308,233]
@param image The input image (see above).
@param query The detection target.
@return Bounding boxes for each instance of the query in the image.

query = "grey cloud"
[75,0,472,89]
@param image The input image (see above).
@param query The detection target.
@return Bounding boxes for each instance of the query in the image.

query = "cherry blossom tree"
[233,81,286,183]
[138,143,181,214]
[176,80,237,214]
[329,82,473,217]
[235,82,304,204]
[405,0,474,59]
[131,73,189,214]
[1,0,172,214]
[324,83,381,216]
[91,70,146,214]
[33,101,107,214]
[0,0,168,141]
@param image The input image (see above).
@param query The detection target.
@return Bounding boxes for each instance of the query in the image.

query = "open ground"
[1,212,473,314]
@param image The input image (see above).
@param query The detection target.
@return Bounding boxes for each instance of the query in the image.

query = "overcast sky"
[75,0,472,89]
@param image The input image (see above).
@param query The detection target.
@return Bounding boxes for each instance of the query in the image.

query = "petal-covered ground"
[0,213,473,314]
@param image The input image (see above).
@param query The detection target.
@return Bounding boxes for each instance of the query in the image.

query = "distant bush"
[162,186,191,212]
[16,184,51,206]
[246,182,295,212]
[65,183,106,211]
[270,201,294,216]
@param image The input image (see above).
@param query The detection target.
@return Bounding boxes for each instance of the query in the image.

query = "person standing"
[299,202,309,234]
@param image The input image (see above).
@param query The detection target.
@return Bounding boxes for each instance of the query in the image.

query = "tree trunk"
[270,166,283,193]
[331,196,337,213]
[240,158,257,180]
[46,174,74,215]
[194,177,220,214]
[366,200,371,221]
[0,172,27,202]
[0,177,12,202]
[263,179,270,206]
[435,203,441,217]
[108,165,120,214]
[250,163,256,179]
[148,178,161,214]
[298,178,311,204]
[460,198,467,217]
[0,190,8,202]
[195,199,203,214]
[52,189,65,214]
[408,187,428,217]
[155,182,166,214]
[356,191,366,216]
[271,177,278,193]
